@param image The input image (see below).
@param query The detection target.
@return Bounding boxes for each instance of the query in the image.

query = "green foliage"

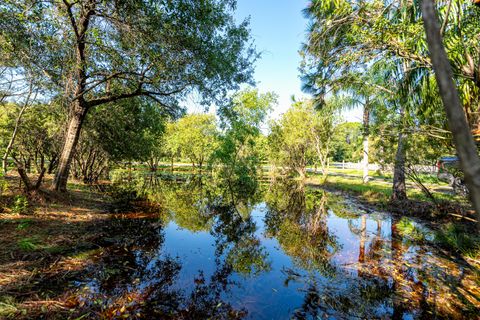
[331,122,363,162]
[72,100,168,182]
[268,99,336,177]
[0,0,256,108]
[435,223,480,259]
[0,102,64,175]
[16,219,32,230]
[214,88,277,195]
[11,195,29,215]
[90,100,167,163]
[166,114,218,168]
[0,172,7,195]
[0,296,20,318]
[17,237,39,251]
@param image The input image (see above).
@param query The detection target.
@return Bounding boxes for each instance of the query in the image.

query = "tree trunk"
[2,86,34,173]
[52,101,88,191]
[392,129,407,201]
[362,104,370,183]
[421,0,480,225]
[392,102,407,201]
[296,166,306,179]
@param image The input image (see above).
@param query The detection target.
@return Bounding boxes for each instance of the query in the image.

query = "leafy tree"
[0,0,256,191]
[301,0,480,206]
[1,102,64,190]
[214,88,277,196]
[331,122,363,162]
[72,99,166,183]
[268,99,336,178]
[167,114,218,170]
[420,0,480,222]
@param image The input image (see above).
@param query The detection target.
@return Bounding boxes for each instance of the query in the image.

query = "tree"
[70,99,166,183]
[330,122,363,162]
[268,99,335,179]
[0,0,256,191]
[214,88,277,196]
[0,102,64,190]
[421,0,480,223]
[301,0,480,206]
[2,80,37,173]
[167,114,218,170]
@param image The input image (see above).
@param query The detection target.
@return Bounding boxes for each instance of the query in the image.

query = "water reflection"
[264,180,339,276]
[70,176,479,319]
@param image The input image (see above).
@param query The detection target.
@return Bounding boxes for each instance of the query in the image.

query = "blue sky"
[187,0,362,123]
[234,0,309,118]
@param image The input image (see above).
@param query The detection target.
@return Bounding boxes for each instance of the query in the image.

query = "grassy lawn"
[307,171,463,204]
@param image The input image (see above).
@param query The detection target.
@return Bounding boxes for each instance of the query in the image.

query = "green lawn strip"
[316,174,461,203]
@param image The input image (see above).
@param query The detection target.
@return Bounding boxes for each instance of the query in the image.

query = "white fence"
[330,162,437,174]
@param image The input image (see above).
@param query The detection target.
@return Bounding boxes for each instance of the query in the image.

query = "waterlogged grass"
[396,217,428,243]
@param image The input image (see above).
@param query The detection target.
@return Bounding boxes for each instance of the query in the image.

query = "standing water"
[71,177,479,319]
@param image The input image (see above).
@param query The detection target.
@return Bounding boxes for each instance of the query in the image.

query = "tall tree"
[421,0,480,223]
[0,0,255,191]
[215,88,277,196]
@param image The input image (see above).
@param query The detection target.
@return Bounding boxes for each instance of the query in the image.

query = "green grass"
[434,223,480,260]
[0,296,21,318]
[16,219,33,230]
[327,168,379,176]
[67,182,91,192]
[316,173,461,203]
[17,237,41,251]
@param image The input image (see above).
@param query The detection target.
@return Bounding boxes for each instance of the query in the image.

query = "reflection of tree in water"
[74,216,248,319]
[211,203,271,276]
[264,180,339,276]
[293,213,480,319]
[140,176,217,232]
[72,176,272,318]
[140,174,271,277]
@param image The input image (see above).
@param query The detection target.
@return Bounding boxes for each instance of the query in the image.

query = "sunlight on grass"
[311,172,462,203]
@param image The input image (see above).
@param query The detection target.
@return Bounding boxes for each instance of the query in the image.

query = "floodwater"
[72,177,480,319]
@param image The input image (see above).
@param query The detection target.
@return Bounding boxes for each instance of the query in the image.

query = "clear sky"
[234,0,309,118]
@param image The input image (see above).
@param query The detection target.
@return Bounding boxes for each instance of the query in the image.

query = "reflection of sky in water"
[74,182,479,319]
